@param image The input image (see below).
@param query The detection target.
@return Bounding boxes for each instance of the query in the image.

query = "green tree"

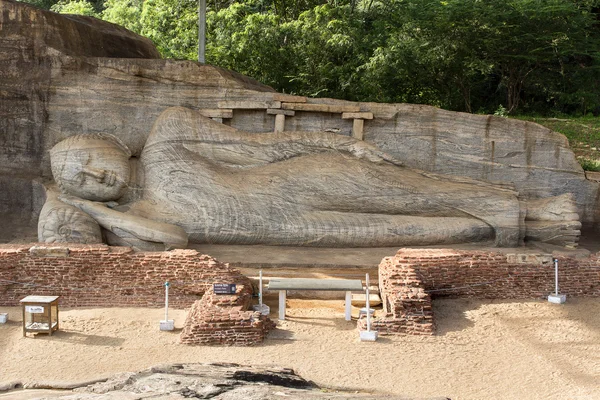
[50,0,99,16]
[16,0,600,115]
[16,0,60,9]
[139,0,198,60]
[102,0,143,33]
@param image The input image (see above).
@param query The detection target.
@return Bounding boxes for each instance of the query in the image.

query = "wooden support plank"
[274,114,286,132]
[199,109,233,118]
[267,108,295,116]
[345,291,352,321]
[342,112,374,120]
[279,290,286,320]
[273,93,307,103]
[281,102,360,113]
[352,118,364,141]
[218,100,281,109]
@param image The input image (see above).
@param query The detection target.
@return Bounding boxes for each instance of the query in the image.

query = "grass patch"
[579,158,600,172]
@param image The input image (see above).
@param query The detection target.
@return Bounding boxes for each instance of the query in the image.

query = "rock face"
[41,107,582,248]
[3,363,446,399]
[1,0,598,243]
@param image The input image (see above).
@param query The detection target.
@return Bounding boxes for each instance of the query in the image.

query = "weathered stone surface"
[0,0,275,230]
[40,106,584,249]
[1,0,598,241]
[361,103,599,229]
[0,363,445,399]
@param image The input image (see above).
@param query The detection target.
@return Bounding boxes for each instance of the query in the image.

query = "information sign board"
[213,283,237,295]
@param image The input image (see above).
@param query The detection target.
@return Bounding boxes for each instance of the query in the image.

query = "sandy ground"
[1,297,599,400]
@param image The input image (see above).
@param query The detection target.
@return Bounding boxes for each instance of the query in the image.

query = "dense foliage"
[18,0,600,115]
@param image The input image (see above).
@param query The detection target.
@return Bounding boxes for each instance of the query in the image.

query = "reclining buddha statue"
[38,106,581,251]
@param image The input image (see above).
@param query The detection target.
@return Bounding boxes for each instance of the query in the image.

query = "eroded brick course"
[0,244,247,308]
[372,249,600,336]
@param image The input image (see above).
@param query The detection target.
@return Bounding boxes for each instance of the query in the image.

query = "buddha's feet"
[525,193,581,248]
[526,193,579,222]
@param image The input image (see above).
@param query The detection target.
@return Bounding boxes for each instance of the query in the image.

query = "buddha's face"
[51,138,130,201]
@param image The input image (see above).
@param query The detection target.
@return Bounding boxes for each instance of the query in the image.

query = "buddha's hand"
[58,194,103,211]
[346,140,403,166]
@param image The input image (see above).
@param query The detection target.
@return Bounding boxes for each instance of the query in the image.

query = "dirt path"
[1,298,599,400]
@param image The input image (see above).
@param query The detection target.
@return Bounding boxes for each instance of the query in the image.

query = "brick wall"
[393,249,600,299]
[180,281,275,346]
[0,244,249,308]
[358,255,434,335]
[373,249,600,335]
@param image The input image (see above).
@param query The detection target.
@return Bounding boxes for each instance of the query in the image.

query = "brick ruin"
[369,249,600,335]
[0,244,274,345]
[358,255,434,335]
[2,244,600,341]
[180,283,275,346]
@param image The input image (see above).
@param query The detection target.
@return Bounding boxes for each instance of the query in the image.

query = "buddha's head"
[50,134,131,201]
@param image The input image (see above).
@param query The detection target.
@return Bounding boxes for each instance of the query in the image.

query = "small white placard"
[25,306,44,314]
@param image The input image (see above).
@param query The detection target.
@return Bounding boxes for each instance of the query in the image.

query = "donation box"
[20,295,60,337]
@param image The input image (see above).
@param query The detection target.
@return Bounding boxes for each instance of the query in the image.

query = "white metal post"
[160,281,174,330]
[548,258,566,304]
[359,272,378,341]
[365,273,371,332]
[164,281,169,321]
[259,270,263,307]
[554,258,559,296]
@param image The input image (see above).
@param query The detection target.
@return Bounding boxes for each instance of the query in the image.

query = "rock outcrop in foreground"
[1,363,449,399]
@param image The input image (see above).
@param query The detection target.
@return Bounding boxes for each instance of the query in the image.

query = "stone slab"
[189,244,406,268]
[342,112,374,120]
[281,103,361,113]
[267,108,296,116]
[198,109,233,118]
[268,278,363,291]
[218,100,281,109]
[273,94,307,103]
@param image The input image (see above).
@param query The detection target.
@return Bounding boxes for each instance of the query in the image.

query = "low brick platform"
[180,277,275,346]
